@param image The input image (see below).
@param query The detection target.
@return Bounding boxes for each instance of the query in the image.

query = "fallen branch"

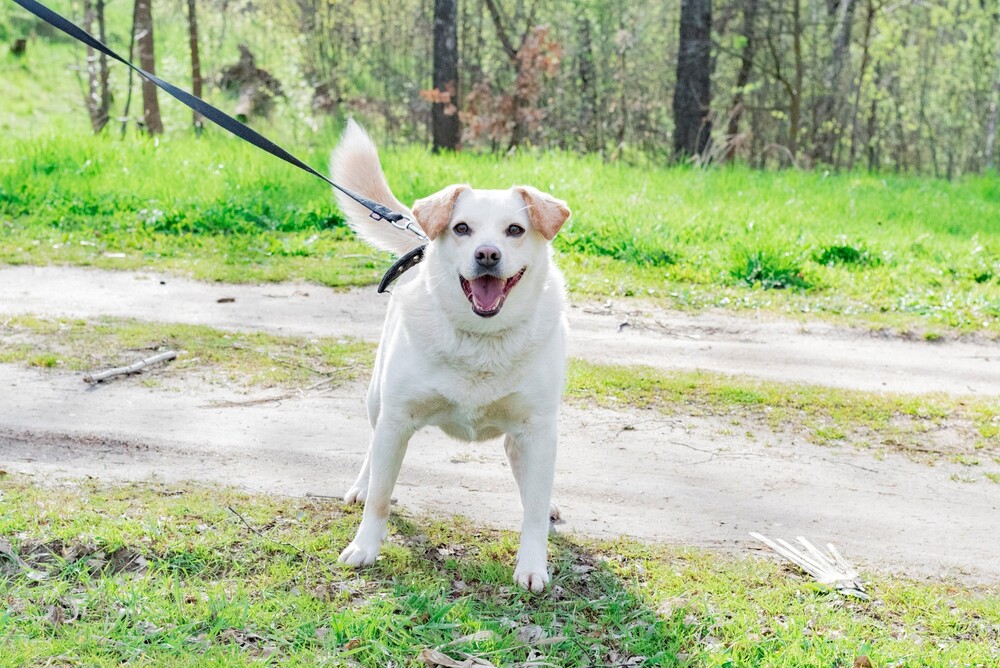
[83,350,178,384]
[749,532,869,599]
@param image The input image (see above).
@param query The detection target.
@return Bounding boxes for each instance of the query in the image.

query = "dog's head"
[412,185,570,320]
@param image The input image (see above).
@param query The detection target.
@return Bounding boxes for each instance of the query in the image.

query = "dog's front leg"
[338,417,413,567]
[504,420,557,592]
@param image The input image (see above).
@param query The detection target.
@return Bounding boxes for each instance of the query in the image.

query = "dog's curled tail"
[330,120,423,256]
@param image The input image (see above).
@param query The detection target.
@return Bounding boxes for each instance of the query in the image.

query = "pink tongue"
[469,276,505,310]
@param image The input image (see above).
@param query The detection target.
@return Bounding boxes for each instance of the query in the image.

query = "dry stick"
[83,350,178,384]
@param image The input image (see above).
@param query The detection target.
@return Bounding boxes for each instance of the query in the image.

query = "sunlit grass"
[0,476,997,666]
[2,129,998,334]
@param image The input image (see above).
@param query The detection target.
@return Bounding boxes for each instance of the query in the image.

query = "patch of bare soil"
[1,265,998,582]
[1,265,997,395]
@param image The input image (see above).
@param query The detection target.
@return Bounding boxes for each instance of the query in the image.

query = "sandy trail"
[1,265,997,395]
[1,265,998,581]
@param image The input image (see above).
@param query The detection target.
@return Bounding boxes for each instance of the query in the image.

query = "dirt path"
[1,265,999,582]
[1,265,997,395]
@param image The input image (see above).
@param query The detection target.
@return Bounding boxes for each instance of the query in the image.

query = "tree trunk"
[134,0,163,135]
[812,0,858,165]
[725,0,758,162]
[186,0,204,134]
[673,0,713,159]
[866,63,884,171]
[847,0,876,169]
[577,15,600,153]
[986,28,1000,171]
[790,0,803,161]
[432,0,460,152]
[83,0,110,133]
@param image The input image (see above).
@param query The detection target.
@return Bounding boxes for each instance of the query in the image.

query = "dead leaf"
[533,636,567,646]
[420,648,466,668]
[854,657,874,668]
[516,625,547,645]
[443,630,499,646]
[43,605,65,627]
[137,620,162,635]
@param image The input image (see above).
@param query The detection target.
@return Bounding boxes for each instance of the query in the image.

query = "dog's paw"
[343,484,368,505]
[549,502,561,522]
[337,540,381,567]
[513,564,550,593]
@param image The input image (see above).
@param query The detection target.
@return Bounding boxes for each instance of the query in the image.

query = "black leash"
[12,0,427,291]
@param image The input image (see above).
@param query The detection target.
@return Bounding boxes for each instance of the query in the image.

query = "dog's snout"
[475,245,502,269]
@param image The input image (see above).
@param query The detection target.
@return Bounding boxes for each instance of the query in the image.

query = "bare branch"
[83,351,177,384]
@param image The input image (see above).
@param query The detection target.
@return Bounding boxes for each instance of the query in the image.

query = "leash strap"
[12,0,427,242]
[377,245,426,293]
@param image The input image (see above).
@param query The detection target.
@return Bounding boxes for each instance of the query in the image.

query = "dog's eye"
[453,222,470,236]
[506,224,525,237]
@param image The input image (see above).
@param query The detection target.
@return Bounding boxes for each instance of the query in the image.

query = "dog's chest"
[407,392,525,442]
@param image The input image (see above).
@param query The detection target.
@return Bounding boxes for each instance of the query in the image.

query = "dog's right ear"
[411,184,469,240]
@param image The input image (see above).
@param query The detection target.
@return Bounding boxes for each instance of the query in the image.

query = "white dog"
[330,121,571,591]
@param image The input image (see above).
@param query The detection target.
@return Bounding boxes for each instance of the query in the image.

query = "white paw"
[549,502,561,522]
[343,483,368,505]
[337,539,381,567]
[513,564,550,592]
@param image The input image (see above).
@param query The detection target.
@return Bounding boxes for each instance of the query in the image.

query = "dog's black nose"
[475,245,501,269]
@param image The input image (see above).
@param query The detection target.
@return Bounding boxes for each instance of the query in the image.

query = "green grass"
[566,360,1000,467]
[0,314,374,388]
[1,475,997,666]
[2,315,998,473]
[3,7,1000,335]
[2,127,998,335]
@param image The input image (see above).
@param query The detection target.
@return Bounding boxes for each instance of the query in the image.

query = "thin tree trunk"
[866,63,884,171]
[432,0,461,152]
[673,0,713,159]
[791,0,803,160]
[83,0,103,132]
[83,0,110,133]
[577,15,600,153]
[121,0,139,137]
[134,0,163,135]
[986,29,1000,170]
[812,0,857,165]
[847,0,876,169]
[725,0,758,162]
[186,0,204,134]
[96,0,110,129]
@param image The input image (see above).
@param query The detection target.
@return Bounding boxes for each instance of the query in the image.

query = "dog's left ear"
[515,186,571,241]
[412,184,469,240]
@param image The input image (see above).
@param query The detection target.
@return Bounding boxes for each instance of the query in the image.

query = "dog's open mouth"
[460,268,526,317]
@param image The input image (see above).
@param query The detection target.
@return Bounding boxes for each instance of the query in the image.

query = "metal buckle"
[388,215,429,241]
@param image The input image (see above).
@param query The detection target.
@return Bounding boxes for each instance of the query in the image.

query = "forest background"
[4,0,1000,175]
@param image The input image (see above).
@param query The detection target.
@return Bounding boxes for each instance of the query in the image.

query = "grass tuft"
[730,248,812,290]
[813,243,881,268]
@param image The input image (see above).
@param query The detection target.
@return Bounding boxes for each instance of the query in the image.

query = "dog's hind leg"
[503,428,557,592]
[338,417,413,567]
[343,439,372,504]
[344,372,383,504]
